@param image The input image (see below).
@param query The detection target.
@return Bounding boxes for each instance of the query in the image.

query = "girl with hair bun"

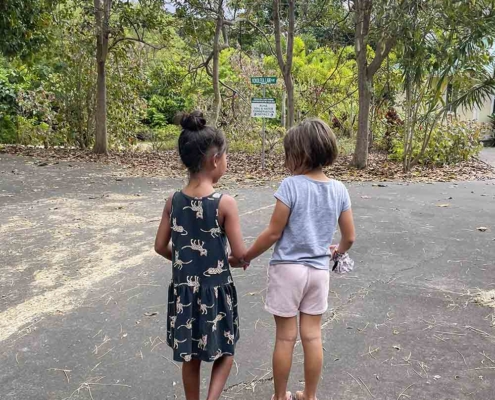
[154,111,248,400]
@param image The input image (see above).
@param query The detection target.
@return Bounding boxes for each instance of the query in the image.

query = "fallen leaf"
[477,227,488,232]
[3,145,495,184]
[436,203,450,207]
[393,345,401,351]
[144,312,158,317]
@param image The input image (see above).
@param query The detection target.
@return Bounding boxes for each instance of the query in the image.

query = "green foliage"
[146,124,181,151]
[337,136,355,156]
[0,0,55,59]
[0,116,17,143]
[390,120,484,166]
[153,124,181,141]
[0,62,19,118]
[16,116,51,146]
[144,59,193,128]
[489,114,495,130]
[0,0,493,167]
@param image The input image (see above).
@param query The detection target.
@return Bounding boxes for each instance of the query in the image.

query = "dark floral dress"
[167,191,239,362]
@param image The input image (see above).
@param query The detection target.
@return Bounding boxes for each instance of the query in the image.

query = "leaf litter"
[3,146,495,185]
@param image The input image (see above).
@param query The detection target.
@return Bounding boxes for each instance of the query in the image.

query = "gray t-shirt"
[270,175,351,270]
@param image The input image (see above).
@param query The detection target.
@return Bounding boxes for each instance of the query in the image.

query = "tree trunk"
[353,0,371,169]
[93,0,110,154]
[354,69,371,169]
[212,1,224,126]
[222,24,229,47]
[94,60,107,154]
[273,0,295,128]
[352,0,396,169]
[285,75,295,128]
[281,89,286,129]
[403,79,412,171]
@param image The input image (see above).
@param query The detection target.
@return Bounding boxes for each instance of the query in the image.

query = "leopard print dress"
[167,191,239,362]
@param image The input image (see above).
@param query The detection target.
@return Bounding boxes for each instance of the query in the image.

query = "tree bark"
[93,0,110,154]
[281,89,286,128]
[353,0,371,169]
[94,60,107,153]
[212,0,224,126]
[354,67,371,169]
[403,78,413,172]
[222,24,229,47]
[352,0,396,169]
[273,0,295,128]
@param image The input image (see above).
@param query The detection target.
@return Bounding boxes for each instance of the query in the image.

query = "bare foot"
[295,391,318,400]
[271,392,293,400]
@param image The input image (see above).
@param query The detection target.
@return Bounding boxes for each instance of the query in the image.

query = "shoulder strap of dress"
[211,192,223,207]
[169,191,181,218]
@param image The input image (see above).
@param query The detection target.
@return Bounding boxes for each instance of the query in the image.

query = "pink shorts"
[265,264,330,317]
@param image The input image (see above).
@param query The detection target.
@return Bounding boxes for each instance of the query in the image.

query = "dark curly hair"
[177,111,226,174]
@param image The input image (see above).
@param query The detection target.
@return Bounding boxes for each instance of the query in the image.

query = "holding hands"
[228,255,249,270]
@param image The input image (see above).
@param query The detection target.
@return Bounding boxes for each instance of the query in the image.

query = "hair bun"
[180,111,207,131]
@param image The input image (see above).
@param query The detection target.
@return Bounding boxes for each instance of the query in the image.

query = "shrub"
[390,120,484,165]
[17,116,51,147]
[0,116,17,144]
[423,121,484,165]
[150,124,181,151]
[153,124,181,141]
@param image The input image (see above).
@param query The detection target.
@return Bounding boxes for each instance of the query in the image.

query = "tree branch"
[108,37,166,51]
[285,0,295,75]
[367,35,396,77]
[273,0,285,72]
[202,58,248,104]
[241,19,277,58]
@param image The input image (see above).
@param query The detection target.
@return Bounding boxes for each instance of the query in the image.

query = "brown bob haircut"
[283,118,338,174]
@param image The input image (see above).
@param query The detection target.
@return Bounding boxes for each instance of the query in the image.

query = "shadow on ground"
[1,154,494,400]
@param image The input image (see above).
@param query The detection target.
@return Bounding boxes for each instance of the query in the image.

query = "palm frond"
[450,64,495,110]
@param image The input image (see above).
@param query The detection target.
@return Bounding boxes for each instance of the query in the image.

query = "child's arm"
[244,200,290,263]
[154,194,173,261]
[220,195,247,262]
[335,208,355,254]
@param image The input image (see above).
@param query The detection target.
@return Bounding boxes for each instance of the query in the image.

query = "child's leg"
[273,315,298,400]
[299,313,323,400]
[182,359,201,400]
[206,355,234,400]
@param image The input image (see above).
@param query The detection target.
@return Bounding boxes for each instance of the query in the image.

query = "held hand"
[329,244,338,259]
[228,256,249,270]
[228,256,240,267]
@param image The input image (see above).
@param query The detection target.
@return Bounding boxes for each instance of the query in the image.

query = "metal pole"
[261,85,266,170]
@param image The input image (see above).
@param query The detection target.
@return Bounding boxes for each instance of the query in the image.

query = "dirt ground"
[1,153,495,400]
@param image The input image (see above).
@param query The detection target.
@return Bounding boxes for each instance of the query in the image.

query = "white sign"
[251,98,276,118]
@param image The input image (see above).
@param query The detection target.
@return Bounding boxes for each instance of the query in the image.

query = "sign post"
[250,77,277,169]
[262,85,266,170]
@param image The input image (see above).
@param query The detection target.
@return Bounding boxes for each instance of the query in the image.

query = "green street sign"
[250,76,277,85]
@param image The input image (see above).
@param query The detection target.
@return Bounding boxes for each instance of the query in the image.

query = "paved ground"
[1,153,495,400]
[481,147,495,168]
